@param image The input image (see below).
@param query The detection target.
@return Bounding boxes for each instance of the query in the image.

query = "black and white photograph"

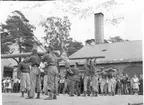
[0,0,143,105]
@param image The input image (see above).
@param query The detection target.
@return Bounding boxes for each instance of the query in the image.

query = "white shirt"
[60,78,65,83]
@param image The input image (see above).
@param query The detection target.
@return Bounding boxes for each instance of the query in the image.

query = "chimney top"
[94,12,104,44]
[94,12,104,15]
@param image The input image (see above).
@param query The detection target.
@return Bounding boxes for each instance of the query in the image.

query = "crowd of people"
[2,76,20,93]
[2,46,143,101]
[2,72,143,97]
[55,72,143,97]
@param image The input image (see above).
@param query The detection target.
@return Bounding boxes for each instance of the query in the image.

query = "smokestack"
[94,13,104,44]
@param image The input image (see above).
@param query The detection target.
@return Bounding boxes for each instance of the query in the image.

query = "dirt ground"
[2,93,143,105]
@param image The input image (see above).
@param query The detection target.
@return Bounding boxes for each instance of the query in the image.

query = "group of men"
[17,46,143,100]
[18,47,59,100]
[61,61,143,97]
[63,60,117,97]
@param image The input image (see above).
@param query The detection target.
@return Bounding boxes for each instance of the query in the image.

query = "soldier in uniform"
[90,60,99,96]
[104,75,109,95]
[79,73,84,94]
[91,72,99,96]
[65,63,80,96]
[42,47,59,100]
[83,59,93,96]
[99,75,106,95]
[17,57,31,97]
[73,63,81,96]
[27,48,41,99]
[108,75,116,96]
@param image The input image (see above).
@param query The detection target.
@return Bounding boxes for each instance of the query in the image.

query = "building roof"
[68,40,142,64]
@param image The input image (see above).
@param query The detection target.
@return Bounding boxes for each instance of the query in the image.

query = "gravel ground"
[2,93,143,105]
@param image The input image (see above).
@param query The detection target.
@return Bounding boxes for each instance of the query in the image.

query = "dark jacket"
[29,54,41,67]
[42,53,57,66]
[18,61,30,73]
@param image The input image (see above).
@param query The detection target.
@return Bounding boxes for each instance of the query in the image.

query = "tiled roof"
[67,40,142,64]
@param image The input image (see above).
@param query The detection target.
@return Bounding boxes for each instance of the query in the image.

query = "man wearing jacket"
[27,48,41,99]
[42,47,59,100]
[17,57,31,97]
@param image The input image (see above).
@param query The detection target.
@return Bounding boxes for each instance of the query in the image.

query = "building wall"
[59,62,142,78]
[96,62,142,78]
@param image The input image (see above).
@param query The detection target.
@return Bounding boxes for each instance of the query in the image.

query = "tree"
[0,10,36,64]
[40,16,71,54]
[54,0,124,25]
[0,32,11,54]
[85,39,95,45]
[85,36,129,45]
[108,36,129,43]
[85,39,109,45]
[67,40,83,56]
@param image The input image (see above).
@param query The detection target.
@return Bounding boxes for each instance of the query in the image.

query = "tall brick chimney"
[94,13,104,44]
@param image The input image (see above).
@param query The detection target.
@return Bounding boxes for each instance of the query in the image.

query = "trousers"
[29,66,41,98]
[20,73,30,92]
[84,76,91,92]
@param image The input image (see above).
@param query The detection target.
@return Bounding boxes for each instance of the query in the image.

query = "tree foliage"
[55,0,124,25]
[85,36,129,45]
[40,16,71,53]
[0,10,36,63]
[67,39,83,56]
[85,39,95,45]
[108,36,129,43]
[40,16,84,56]
[0,32,11,54]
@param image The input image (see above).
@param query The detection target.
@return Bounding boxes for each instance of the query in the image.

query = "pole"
[1,53,105,60]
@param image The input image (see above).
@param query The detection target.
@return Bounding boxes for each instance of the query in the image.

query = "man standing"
[122,74,129,95]
[66,63,80,96]
[83,59,93,96]
[99,75,106,95]
[139,74,143,95]
[79,74,84,94]
[17,57,31,97]
[131,74,139,95]
[58,77,65,94]
[42,47,59,100]
[91,72,99,96]
[13,76,19,93]
[27,48,41,99]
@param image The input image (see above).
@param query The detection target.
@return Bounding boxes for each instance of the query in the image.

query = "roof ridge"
[85,40,142,47]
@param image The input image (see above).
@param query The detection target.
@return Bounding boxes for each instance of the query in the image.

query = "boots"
[83,91,86,96]
[53,94,57,99]
[112,92,115,96]
[108,92,111,96]
[21,91,24,97]
[95,92,98,97]
[53,90,57,99]
[26,91,33,99]
[36,92,40,99]
[44,91,53,100]
[101,92,103,96]
[27,91,30,98]
[92,91,95,97]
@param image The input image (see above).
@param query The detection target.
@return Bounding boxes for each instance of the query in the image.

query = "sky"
[0,0,143,44]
